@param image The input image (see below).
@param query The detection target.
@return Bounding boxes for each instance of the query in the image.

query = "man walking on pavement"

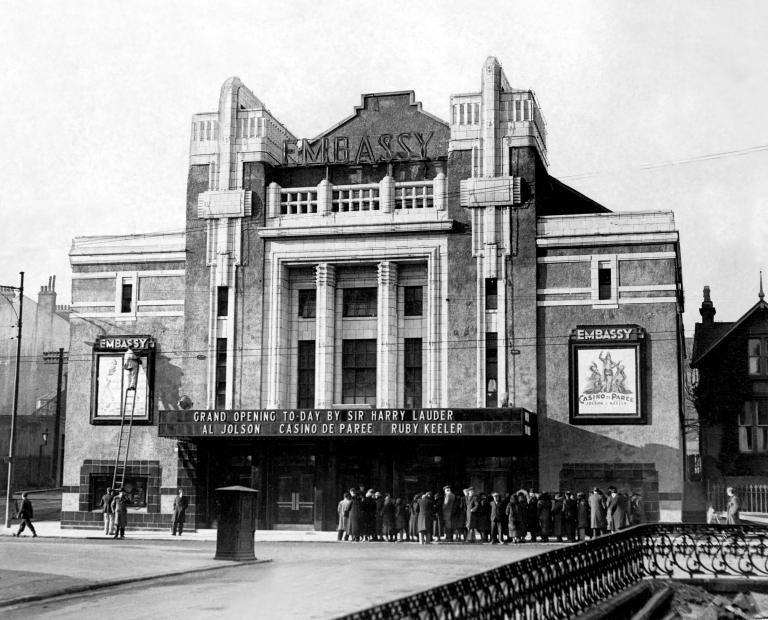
[172,488,189,535]
[13,492,37,537]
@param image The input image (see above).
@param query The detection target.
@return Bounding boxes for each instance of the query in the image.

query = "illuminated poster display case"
[90,335,155,425]
[569,325,647,425]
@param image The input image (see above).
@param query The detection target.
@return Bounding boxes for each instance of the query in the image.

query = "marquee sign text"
[159,408,530,438]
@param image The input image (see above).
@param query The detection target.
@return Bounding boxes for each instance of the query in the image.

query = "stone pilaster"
[315,264,336,408]
[376,261,398,407]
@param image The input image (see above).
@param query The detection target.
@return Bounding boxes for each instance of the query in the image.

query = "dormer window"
[749,338,767,376]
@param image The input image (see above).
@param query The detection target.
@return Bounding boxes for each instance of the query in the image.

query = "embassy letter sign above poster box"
[91,335,155,425]
[569,325,646,425]
[159,408,534,438]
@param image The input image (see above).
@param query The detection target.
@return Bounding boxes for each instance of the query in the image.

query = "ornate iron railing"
[338,524,768,620]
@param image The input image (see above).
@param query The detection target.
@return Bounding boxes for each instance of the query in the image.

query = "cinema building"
[60,57,686,530]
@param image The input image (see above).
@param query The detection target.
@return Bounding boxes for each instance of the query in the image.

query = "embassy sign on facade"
[283,131,437,166]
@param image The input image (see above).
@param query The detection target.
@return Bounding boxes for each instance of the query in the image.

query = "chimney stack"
[37,275,57,315]
[699,285,716,327]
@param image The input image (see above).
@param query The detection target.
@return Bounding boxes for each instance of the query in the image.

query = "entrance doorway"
[273,449,315,529]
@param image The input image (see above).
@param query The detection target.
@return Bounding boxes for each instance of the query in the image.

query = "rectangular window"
[298,289,316,319]
[473,103,480,124]
[217,286,229,317]
[215,338,227,409]
[485,278,498,310]
[342,339,377,406]
[598,267,612,300]
[740,401,768,453]
[342,288,377,317]
[297,340,315,409]
[120,281,133,313]
[90,474,148,510]
[486,333,498,408]
[459,104,465,125]
[404,338,422,409]
[404,286,423,317]
[749,338,764,376]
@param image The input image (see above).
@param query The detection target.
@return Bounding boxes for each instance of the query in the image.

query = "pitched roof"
[691,299,768,366]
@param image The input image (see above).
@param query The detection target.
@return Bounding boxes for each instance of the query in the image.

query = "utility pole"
[3,271,24,528]
[43,347,68,486]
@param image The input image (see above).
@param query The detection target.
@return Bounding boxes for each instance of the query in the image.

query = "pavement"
[0,535,555,619]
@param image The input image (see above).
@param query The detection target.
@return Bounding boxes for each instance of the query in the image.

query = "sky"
[1,0,766,335]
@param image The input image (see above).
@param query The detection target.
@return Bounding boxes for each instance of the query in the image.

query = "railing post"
[267,182,281,217]
[318,178,332,215]
[434,172,446,211]
[379,175,395,213]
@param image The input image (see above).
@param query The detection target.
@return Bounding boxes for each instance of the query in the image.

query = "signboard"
[569,325,646,425]
[91,335,155,425]
[159,408,533,438]
[283,132,436,166]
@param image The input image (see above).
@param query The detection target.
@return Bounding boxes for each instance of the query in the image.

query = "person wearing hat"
[465,488,481,543]
[564,492,578,542]
[346,488,363,542]
[576,492,591,541]
[442,485,456,542]
[122,347,142,391]
[629,492,643,526]
[172,488,189,536]
[417,491,434,544]
[589,487,607,537]
[489,492,503,544]
[100,487,115,536]
[13,492,37,537]
[111,489,130,539]
[374,491,385,541]
[552,493,566,542]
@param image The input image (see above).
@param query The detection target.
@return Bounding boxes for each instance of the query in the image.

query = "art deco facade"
[61,58,686,530]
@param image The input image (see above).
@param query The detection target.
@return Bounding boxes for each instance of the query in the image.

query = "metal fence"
[708,482,768,513]
[338,524,768,620]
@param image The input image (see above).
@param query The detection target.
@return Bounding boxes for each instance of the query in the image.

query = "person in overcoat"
[337,491,352,541]
[589,488,607,537]
[455,489,468,541]
[466,488,481,543]
[442,485,456,541]
[409,494,421,541]
[489,492,503,544]
[629,492,643,525]
[417,491,434,544]
[432,490,444,540]
[606,486,628,532]
[346,489,363,541]
[576,492,591,540]
[172,488,189,536]
[537,493,553,542]
[564,491,578,542]
[362,489,377,541]
[381,494,396,541]
[552,493,566,542]
[394,497,409,541]
[726,487,741,525]
[111,490,130,539]
[527,493,540,542]
[514,493,529,542]
[477,494,491,542]
[506,494,521,542]
[14,492,37,537]
[374,491,385,541]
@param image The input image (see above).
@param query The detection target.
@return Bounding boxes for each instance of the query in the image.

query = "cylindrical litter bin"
[214,485,259,561]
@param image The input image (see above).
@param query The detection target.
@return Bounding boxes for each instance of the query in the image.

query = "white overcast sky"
[1,0,765,335]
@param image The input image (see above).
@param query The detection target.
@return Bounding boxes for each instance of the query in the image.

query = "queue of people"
[336,484,643,544]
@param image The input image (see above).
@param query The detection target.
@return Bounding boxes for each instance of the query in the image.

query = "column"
[377,261,398,408]
[315,263,336,408]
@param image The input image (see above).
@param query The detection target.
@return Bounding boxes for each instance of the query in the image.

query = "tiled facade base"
[559,462,660,523]
[60,459,191,530]
[60,510,173,530]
